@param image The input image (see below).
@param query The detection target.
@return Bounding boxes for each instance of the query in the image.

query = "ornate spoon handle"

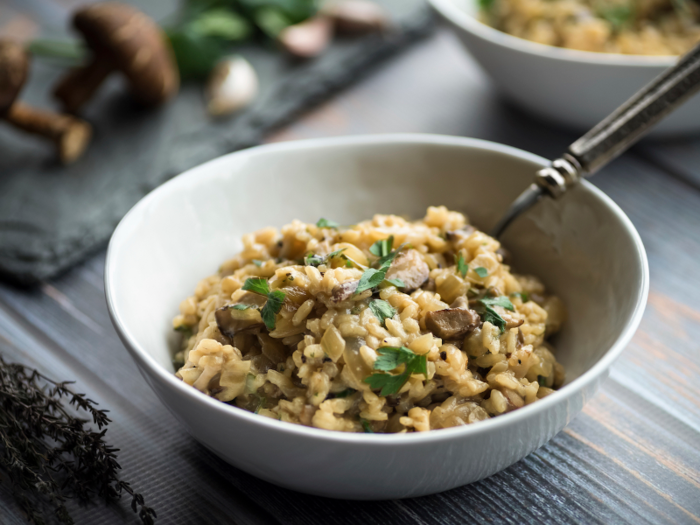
[492,41,700,238]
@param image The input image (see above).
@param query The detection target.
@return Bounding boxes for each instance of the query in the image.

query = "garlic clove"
[205,56,259,117]
[278,16,334,58]
[321,0,390,34]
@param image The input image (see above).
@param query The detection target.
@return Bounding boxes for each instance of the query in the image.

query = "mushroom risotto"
[173,207,566,433]
[479,0,700,55]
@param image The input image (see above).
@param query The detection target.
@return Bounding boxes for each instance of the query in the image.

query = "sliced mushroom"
[257,332,288,364]
[502,312,524,330]
[385,249,429,292]
[331,280,359,302]
[425,307,480,340]
[53,3,179,112]
[215,292,267,338]
[445,225,476,243]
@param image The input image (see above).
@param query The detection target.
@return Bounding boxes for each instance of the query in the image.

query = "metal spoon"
[491,41,700,238]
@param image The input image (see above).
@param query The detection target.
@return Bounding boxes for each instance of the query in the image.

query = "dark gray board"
[0,0,434,285]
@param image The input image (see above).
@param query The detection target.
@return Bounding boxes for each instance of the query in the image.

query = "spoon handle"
[536,41,700,197]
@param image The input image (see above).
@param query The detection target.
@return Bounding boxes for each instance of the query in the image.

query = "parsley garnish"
[479,0,496,11]
[363,346,427,396]
[597,4,633,31]
[368,299,396,327]
[241,278,286,330]
[230,303,253,310]
[242,277,270,296]
[333,388,356,399]
[474,266,489,278]
[475,296,515,333]
[174,324,192,334]
[369,236,394,257]
[356,243,407,294]
[316,218,340,229]
[385,278,405,288]
[457,253,468,278]
[252,259,263,267]
[361,419,374,433]
[537,375,548,387]
[304,248,347,267]
[511,291,530,303]
[356,268,387,294]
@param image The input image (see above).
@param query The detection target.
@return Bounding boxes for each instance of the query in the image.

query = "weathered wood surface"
[1,5,700,525]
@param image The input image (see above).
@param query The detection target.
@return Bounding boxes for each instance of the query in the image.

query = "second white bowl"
[429,0,700,137]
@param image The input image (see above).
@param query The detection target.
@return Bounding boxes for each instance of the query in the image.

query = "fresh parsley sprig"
[316,218,340,229]
[475,296,515,333]
[304,248,347,267]
[368,299,396,327]
[363,346,427,396]
[356,242,407,294]
[457,252,468,278]
[511,291,530,303]
[474,266,489,278]
[241,277,286,330]
[369,236,394,257]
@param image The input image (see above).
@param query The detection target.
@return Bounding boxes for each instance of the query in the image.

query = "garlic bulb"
[205,56,259,117]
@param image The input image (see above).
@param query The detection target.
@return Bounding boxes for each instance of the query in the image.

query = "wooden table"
[2,6,700,524]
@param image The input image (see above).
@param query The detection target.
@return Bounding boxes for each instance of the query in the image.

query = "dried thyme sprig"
[0,356,156,524]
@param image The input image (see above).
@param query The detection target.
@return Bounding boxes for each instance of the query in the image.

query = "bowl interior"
[107,135,646,393]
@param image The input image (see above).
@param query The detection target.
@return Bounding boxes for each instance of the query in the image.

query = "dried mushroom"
[53,2,179,112]
[0,40,91,164]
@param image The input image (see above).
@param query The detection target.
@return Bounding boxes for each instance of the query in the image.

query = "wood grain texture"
[0,7,699,525]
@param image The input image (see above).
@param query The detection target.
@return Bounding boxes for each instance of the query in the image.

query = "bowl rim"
[105,133,649,446]
[428,0,677,67]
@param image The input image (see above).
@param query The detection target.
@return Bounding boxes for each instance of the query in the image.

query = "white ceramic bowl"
[428,0,700,137]
[105,134,648,499]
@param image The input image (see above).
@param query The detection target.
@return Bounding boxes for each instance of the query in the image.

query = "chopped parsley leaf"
[361,419,374,433]
[261,289,285,331]
[252,259,263,267]
[355,243,408,295]
[316,218,340,229]
[511,291,530,303]
[374,243,407,270]
[474,266,489,278]
[174,325,192,335]
[304,248,347,267]
[242,277,270,296]
[597,4,633,31]
[369,236,394,257]
[457,253,468,278]
[333,388,356,399]
[241,277,286,331]
[230,304,252,310]
[368,299,396,327]
[480,296,514,311]
[345,260,353,268]
[479,0,496,11]
[363,346,427,396]
[385,278,405,288]
[475,296,514,333]
[356,268,386,294]
[537,375,548,387]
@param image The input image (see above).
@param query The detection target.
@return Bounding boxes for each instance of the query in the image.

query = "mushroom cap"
[72,2,179,105]
[0,40,29,116]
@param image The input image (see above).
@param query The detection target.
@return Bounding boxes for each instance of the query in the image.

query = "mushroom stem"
[5,101,92,164]
[53,57,114,113]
